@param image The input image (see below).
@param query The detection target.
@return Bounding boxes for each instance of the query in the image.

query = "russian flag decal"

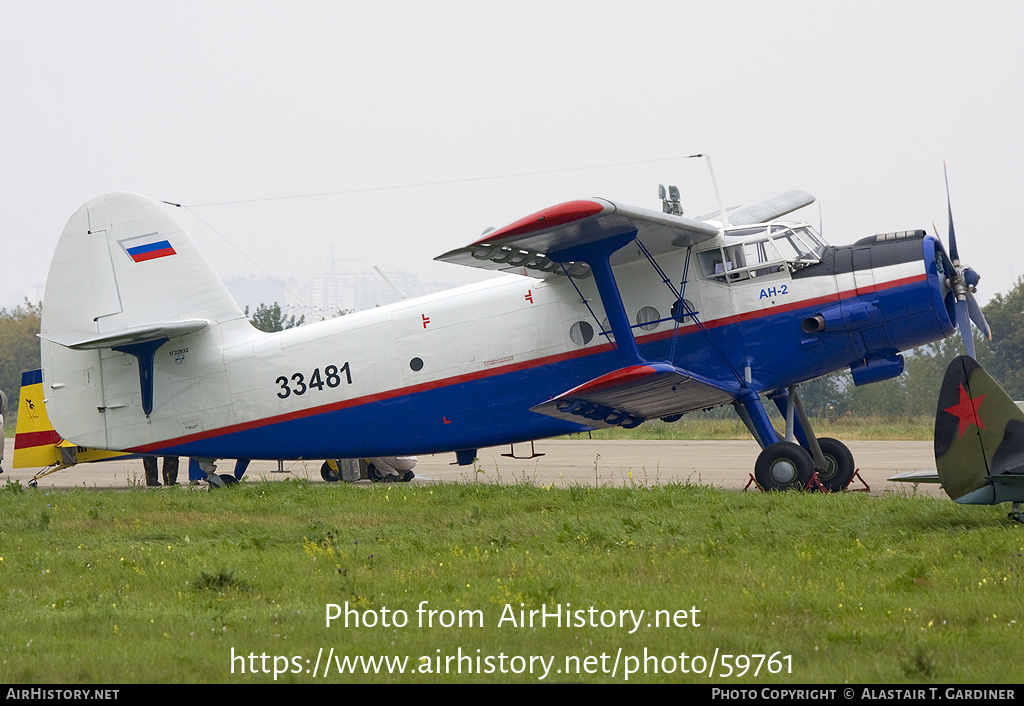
[120,232,176,263]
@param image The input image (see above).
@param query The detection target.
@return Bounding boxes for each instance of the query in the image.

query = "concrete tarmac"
[3,438,944,498]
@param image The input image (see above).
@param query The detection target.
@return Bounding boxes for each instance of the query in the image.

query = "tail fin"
[40,192,244,347]
[12,369,126,469]
[934,355,1024,505]
[39,193,249,447]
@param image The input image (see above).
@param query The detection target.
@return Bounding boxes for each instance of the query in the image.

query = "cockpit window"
[699,223,826,283]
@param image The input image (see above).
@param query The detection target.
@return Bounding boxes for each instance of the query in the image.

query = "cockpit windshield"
[697,222,827,283]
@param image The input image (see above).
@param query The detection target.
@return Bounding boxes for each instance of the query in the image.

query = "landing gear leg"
[736,393,813,491]
[773,387,856,492]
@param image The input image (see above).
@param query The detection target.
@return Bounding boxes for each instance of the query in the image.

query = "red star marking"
[945,383,986,438]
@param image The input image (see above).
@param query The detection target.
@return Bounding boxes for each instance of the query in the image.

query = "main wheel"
[321,461,341,482]
[813,437,855,492]
[755,442,814,491]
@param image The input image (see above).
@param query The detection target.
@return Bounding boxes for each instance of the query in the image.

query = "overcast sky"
[2,1,1022,312]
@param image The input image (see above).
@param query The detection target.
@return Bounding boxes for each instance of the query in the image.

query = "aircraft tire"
[208,473,238,489]
[814,437,855,492]
[755,442,813,491]
[321,461,341,482]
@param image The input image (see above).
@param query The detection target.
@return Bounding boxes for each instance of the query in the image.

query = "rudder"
[935,355,1024,504]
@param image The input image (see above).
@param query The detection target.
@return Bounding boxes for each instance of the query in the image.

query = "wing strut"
[549,230,645,367]
[635,238,747,387]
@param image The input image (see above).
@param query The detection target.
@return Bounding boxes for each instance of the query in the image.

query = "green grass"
[0,477,1020,683]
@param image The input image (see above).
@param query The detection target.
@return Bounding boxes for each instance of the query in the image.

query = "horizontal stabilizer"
[530,363,741,429]
[436,198,720,278]
[40,320,208,350]
[697,190,815,227]
[987,474,1024,484]
[888,470,942,484]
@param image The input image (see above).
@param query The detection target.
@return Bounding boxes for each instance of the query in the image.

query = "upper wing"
[435,198,721,278]
[696,189,815,227]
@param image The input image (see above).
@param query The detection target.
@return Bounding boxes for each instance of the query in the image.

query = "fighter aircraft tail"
[934,355,1024,507]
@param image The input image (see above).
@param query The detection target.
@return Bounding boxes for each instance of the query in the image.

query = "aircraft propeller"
[939,163,990,358]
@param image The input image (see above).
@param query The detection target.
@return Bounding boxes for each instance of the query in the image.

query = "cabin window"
[569,321,595,346]
[699,223,824,284]
[671,299,697,322]
[635,306,661,331]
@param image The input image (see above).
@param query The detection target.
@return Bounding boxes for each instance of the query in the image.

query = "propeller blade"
[966,291,992,341]
[955,298,976,358]
[944,162,960,265]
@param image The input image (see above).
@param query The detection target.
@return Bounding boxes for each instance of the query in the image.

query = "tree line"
[2,279,1022,426]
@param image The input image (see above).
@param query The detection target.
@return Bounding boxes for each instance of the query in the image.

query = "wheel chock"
[804,472,829,493]
[847,468,870,492]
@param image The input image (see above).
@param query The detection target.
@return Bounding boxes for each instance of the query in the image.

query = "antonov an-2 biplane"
[28,174,985,490]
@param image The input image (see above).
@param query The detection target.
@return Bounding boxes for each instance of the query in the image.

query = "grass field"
[0,476,1020,684]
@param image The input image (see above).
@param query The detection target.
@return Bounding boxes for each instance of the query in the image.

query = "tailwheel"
[755,442,813,491]
[366,463,384,483]
[813,437,855,492]
[207,473,238,489]
[321,461,341,482]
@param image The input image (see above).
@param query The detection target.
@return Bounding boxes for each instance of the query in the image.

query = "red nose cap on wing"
[475,199,606,244]
[567,365,658,395]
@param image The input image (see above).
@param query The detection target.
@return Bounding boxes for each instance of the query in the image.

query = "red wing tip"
[474,200,607,245]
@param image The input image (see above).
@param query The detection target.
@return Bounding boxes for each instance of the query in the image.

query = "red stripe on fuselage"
[677,273,926,332]
[129,273,928,453]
